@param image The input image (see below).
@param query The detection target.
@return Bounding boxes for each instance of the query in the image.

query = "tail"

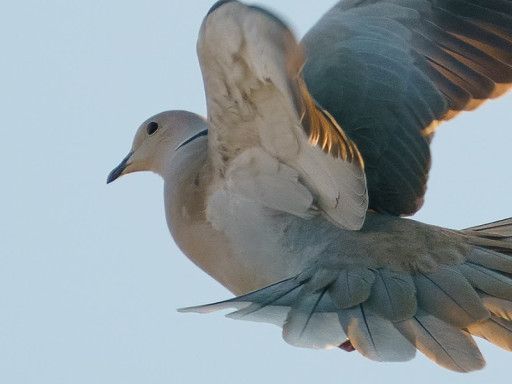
[180,218,512,372]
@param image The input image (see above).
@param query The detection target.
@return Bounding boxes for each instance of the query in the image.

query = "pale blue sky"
[1,1,511,383]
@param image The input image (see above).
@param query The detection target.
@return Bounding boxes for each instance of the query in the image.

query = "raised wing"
[198,1,368,229]
[302,0,512,216]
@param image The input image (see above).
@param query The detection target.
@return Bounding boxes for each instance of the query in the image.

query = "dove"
[108,0,512,372]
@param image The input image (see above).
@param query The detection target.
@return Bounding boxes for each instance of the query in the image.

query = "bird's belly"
[204,190,314,294]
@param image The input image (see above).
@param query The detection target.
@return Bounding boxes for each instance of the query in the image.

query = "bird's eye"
[146,121,159,135]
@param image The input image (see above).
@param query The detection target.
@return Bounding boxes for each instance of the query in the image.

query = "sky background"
[1,1,511,383]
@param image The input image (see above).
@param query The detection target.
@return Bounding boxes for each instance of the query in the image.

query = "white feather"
[226,148,317,219]
[198,1,368,230]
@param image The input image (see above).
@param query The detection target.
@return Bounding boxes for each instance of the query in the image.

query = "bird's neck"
[163,137,235,285]
[164,136,210,230]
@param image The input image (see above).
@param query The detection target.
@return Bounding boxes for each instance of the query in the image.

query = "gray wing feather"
[178,277,301,315]
[283,289,347,348]
[302,0,512,215]
[414,266,489,327]
[458,262,512,300]
[395,310,485,372]
[338,304,416,362]
[328,267,375,308]
[465,247,512,273]
[179,263,494,371]
[365,269,417,321]
[468,316,512,352]
[178,216,512,371]
[479,294,512,321]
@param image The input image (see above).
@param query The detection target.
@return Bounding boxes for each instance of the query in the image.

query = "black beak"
[106,152,133,184]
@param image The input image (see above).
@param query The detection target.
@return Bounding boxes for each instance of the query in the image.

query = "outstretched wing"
[302,0,512,216]
[199,1,368,229]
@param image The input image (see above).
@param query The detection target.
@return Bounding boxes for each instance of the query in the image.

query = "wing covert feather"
[199,2,368,229]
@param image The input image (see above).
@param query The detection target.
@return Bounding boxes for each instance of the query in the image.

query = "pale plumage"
[198,3,368,229]
[108,0,512,372]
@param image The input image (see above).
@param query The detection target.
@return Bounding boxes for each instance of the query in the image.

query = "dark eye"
[146,121,159,135]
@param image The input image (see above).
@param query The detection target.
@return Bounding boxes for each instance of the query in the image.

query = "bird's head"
[107,110,207,183]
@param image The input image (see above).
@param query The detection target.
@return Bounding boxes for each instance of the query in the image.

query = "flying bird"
[108,0,512,372]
